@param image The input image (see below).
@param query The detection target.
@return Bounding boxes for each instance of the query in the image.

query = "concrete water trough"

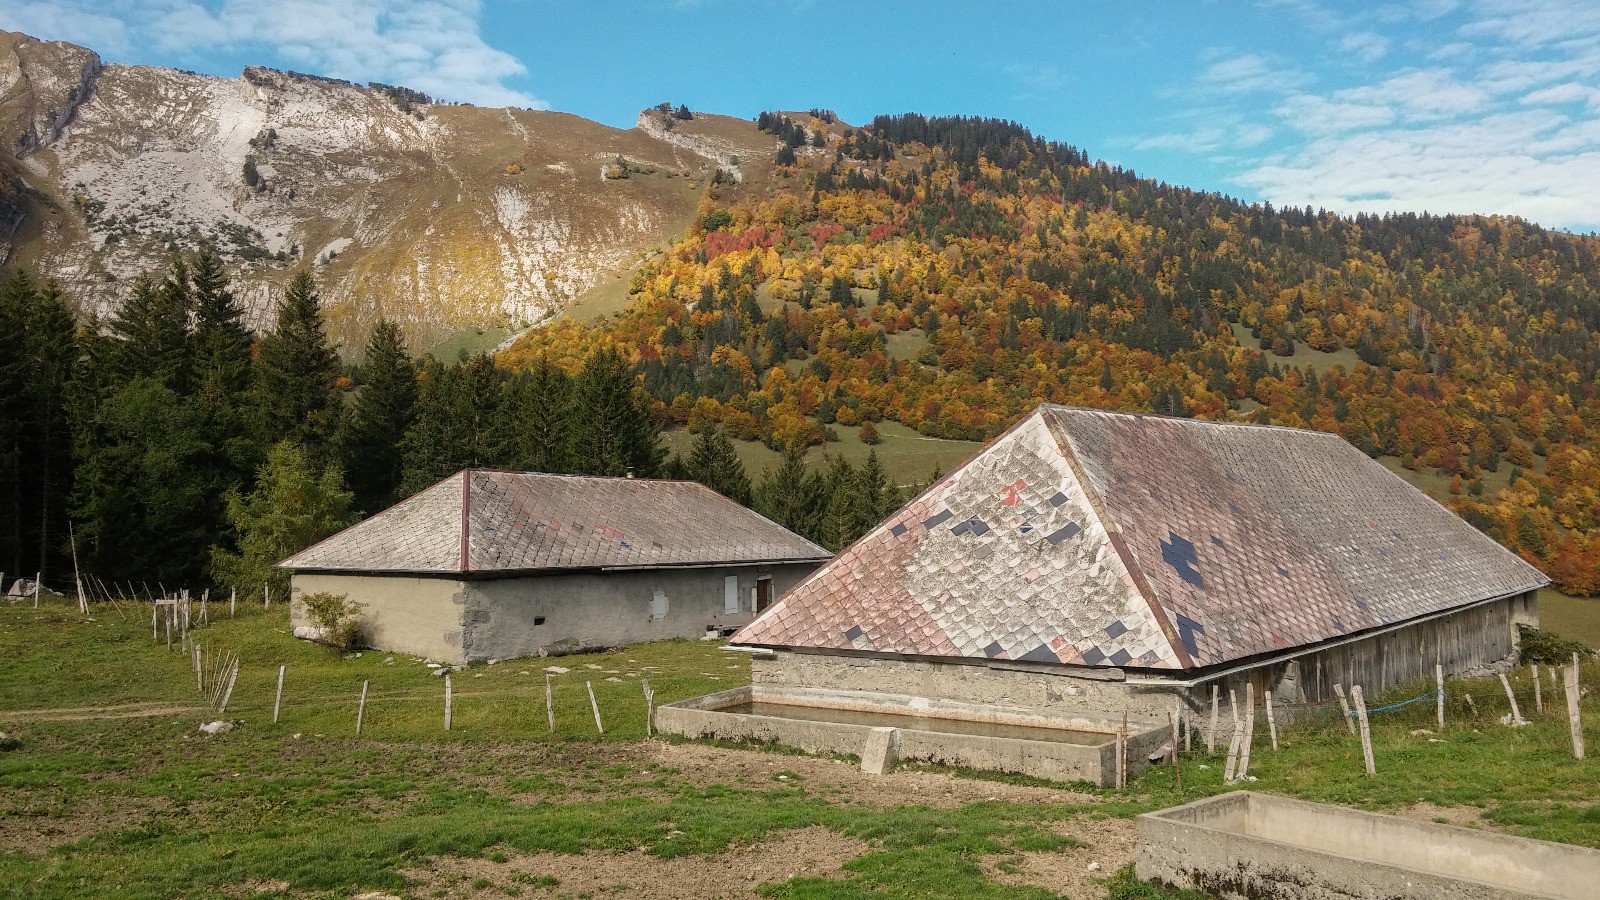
[655,685,1167,785]
[1137,791,1600,900]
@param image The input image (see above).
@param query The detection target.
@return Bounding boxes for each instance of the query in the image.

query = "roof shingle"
[733,406,1549,671]
[280,471,830,575]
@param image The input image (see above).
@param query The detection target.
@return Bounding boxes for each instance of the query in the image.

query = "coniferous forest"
[0,254,890,600]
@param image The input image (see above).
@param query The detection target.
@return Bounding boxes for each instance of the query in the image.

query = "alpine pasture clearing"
[2,597,1600,899]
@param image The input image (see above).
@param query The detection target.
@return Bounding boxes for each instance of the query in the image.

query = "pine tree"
[337,320,416,513]
[855,448,895,523]
[686,425,752,505]
[185,250,260,542]
[254,271,341,458]
[571,347,664,477]
[211,440,357,598]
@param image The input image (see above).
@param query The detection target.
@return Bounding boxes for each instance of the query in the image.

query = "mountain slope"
[0,30,776,347]
[505,111,1600,594]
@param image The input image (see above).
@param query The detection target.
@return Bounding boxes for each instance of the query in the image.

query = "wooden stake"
[643,679,656,736]
[69,523,87,616]
[273,665,286,724]
[1567,657,1585,760]
[1333,683,1356,734]
[1172,697,1183,758]
[444,674,453,731]
[588,681,604,736]
[1534,664,1544,715]
[356,680,369,736]
[1239,683,1256,780]
[1265,690,1279,751]
[194,645,202,688]
[230,587,236,618]
[33,571,40,608]
[218,661,239,714]
[1352,685,1375,776]
[1223,717,1242,783]
[1436,664,1446,729]
[1113,729,1125,788]
[1168,711,1182,791]
[151,601,158,640]
[1120,711,1129,789]
[544,675,555,732]
[201,589,209,626]
[1208,684,1219,753]
[263,584,270,608]
[1465,693,1477,717]
[1499,673,1524,725]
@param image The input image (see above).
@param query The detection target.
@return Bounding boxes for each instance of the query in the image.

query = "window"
[724,576,739,614]
[755,576,773,613]
[652,590,669,620]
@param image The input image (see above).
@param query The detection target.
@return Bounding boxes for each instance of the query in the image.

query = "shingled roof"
[733,405,1549,671]
[279,470,830,575]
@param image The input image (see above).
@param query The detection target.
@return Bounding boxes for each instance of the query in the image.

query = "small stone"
[1246,776,1259,782]
[545,666,569,675]
[384,657,395,665]
[426,662,442,669]
[1197,764,1211,770]
[1086,862,1101,873]
[292,733,302,739]
[430,667,449,677]
[1410,728,1433,736]
[585,664,603,670]
[473,673,485,678]
[199,721,233,734]
[605,677,623,683]
[0,731,19,751]
[488,659,498,665]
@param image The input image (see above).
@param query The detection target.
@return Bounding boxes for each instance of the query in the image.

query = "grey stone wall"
[460,562,818,663]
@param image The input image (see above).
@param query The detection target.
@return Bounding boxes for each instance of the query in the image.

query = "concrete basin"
[1137,791,1600,900]
[656,685,1167,785]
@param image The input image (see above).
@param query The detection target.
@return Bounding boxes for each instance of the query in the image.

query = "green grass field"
[427,326,512,363]
[1229,323,1363,375]
[662,420,980,489]
[4,594,1600,899]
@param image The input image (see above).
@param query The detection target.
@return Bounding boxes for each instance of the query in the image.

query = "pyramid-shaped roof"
[280,470,830,575]
[733,406,1548,671]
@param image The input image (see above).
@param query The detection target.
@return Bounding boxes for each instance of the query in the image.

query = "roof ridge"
[1040,403,1345,439]
[1041,408,1193,668]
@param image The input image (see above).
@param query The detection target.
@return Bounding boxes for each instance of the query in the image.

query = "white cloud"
[1199,53,1312,94]
[1273,94,1395,133]
[1339,32,1390,63]
[0,2,132,54]
[0,0,543,109]
[1522,81,1600,106]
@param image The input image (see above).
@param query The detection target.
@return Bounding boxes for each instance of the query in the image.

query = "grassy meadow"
[2,594,1599,899]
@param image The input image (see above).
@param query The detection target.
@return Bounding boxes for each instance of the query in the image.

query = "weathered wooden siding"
[1203,592,1539,711]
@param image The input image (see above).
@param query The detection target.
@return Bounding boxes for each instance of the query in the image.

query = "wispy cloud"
[1136,0,1600,228]
[0,0,544,108]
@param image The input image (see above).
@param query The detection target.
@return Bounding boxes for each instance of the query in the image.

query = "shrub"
[300,592,363,651]
[1518,624,1593,664]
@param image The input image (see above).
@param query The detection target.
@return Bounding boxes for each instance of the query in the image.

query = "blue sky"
[8,1,1600,230]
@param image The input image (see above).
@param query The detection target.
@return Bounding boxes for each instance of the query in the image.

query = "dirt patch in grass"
[1395,800,1492,828]
[1,701,202,721]
[404,824,868,899]
[0,795,173,850]
[980,815,1137,899]
[648,740,1102,809]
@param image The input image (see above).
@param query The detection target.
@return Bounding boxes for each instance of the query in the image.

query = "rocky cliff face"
[0,30,774,348]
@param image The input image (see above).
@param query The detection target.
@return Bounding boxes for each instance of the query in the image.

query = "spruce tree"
[571,347,664,477]
[106,272,190,392]
[254,271,341,458]
[499,356,572,474]
[186,250,260,544]
[337,319,417,513]
[686,425,752,505]
[24,280,79,584]
[754,448,822,541]
[0,271,35,579]
[399,353,506,494]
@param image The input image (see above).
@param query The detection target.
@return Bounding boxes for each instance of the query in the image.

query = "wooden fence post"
[273,665,286,724]
[1436,664,1446,729]
[1119,711,1129,789]
[1566,656,1585,760]
[588,681,605,736]
[1265,690,1279,751]
[1533,664,1544,715]
[230,587,236,618]
[1352,685,1375,776]
[218,662,239,715]
[1333,683,1356,734]
[1223,689,1241,782]
[356,680,369,736]
[544,676,555,733]
[1239,683,1256,780]
[1208,684,1219,753]
[1499,673,1525,725]
[444,674,453,731]
[1169,711,1182,791]
[643,679,655,738]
